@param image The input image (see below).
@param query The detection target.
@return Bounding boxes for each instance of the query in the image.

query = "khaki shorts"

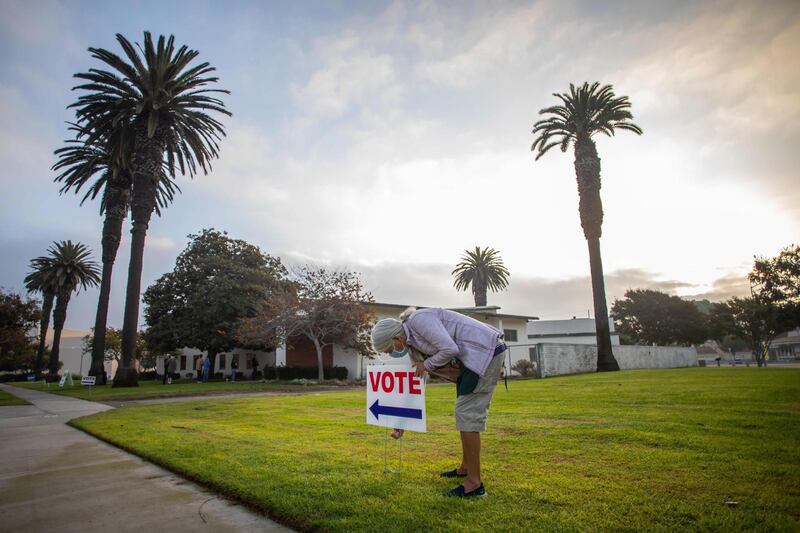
[454,352,505,432]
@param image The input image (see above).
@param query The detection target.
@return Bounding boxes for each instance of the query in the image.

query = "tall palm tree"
[452,246,510,307]
[531,82,642,371]
[23,262,57,378]
[29,241,100,377]
[70,32,230,387]
[53,125,179,385]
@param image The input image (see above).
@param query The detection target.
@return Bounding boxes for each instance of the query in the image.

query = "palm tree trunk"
[473,279,487,307]
[313,338,324,382]
[91,192,128,386]
[49,291,72,377]
[574,134,619,372]
[34,292,54,378]
[587,237,619,371]
[115,126,164,388]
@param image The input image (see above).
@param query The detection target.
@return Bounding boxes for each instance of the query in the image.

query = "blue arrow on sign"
[369,399,422,421]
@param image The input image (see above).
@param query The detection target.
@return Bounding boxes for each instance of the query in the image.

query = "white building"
[44,329,117,379]
[527,318,620,346]
[158,302,540,381]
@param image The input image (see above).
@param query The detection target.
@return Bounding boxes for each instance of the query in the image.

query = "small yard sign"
[81,376,96,386]
[366,364,426,433]
[59,370,73,388]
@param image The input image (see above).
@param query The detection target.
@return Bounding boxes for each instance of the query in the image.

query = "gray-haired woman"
[371,307,506,498]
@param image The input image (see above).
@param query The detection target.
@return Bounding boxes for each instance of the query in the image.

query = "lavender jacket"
[403,308,502,377]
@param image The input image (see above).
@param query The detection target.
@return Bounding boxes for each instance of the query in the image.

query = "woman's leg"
[460,431,481,491]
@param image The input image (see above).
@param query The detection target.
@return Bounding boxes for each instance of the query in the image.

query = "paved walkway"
[102,386,358,407]
[0,384,290,533]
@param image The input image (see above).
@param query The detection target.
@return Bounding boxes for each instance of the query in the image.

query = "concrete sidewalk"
[0,384,290,532]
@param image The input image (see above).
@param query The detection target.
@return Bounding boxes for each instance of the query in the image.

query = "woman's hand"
[413,360,428,378]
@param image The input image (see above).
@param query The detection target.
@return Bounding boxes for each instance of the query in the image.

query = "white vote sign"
[81,376,96,386]
[366,364,426,433]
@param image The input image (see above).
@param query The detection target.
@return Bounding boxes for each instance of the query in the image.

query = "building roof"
[367,302,539,321]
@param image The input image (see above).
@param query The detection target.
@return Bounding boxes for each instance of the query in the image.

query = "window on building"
[219,353,226,369]
[246,354,254,369]
[503,329,518,342]
[529,347,537,362]
[180,356,187,371]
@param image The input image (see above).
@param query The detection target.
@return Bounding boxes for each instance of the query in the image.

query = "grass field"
[0,389,29,406]
[71,368,800,532]
[11,378,352,402]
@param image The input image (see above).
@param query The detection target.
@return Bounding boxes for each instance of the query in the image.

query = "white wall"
[333,346,361,379]
[54,336,116,378]
[533,343,698,378]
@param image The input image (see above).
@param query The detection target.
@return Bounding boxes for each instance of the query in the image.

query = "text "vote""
[369,371,422,395]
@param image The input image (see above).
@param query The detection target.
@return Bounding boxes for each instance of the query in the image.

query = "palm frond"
[531,81,642,162]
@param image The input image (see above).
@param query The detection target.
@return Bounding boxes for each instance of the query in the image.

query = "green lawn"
[71,368,800,532]
[12,378,353,402]
[0,389,29,406]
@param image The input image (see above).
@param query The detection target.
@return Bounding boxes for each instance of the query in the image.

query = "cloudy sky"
[1,0,798,329]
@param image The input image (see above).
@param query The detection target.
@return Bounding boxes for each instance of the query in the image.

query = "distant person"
[202,355,211,383]
[715,356,721,367]
[162,356,170,384]
[167,355,177,384]
[195,355,204,383]
[371,307,506,498]
[230,355,238,382]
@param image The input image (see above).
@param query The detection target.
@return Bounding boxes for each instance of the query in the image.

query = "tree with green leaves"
[53,125,179,384]
[143,229,286,374]
[710,246,799,366]
[70,32,231,387]
[0,289,41,373]
[26,241,100,377]
[24,262,58,377]
[237,267,375,382]
[531,82,643,371]
[750,244,799,324]
[711,297,792,367]
[452,246,510,307]
[611,289,710,346]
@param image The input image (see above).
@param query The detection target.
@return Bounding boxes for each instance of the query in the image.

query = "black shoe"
[444,483,487,498]
[440,468,468,478]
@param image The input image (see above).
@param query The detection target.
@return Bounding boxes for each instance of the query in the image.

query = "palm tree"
[52,125,179,385]
[23,262,57,378]
[70,32,230,387]
[531,82,642,371]
[28,241,100,377]
[452,246,510,306]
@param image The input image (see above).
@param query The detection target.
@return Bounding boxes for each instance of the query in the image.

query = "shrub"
[138,370,158,381]
[0,373,33,382]
[511,359,537,377]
